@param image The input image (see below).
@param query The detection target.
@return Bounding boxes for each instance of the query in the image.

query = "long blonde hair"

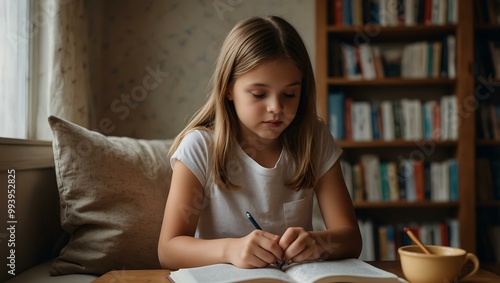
[169,16,320,190]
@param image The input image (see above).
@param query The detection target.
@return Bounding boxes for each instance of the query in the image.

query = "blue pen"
[245,211,285,269]
[245,211,262,230]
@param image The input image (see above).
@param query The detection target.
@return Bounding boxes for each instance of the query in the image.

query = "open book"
[167,258,408,283]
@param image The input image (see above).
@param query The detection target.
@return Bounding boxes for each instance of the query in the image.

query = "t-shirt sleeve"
[170,130,211,186]
[317,122,343,178]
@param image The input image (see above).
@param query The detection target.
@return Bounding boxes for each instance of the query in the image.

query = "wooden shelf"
[477,139,500,146]
[316,0,477,259]
[328,78,456,86]
[354,201,459,209]
[474,79,500,86]
[475,24,500,30]
[337,140,457,149]
[327,24,456,39]
[477,201,500,207]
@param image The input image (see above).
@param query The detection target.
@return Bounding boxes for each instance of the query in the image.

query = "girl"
[158,15,361,270]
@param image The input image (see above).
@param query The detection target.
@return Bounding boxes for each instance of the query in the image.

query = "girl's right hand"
[226,230,283,268]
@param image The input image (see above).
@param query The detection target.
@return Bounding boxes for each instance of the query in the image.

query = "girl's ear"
[226,89,234,101]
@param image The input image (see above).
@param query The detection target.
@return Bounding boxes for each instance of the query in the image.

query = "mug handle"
[458,253,480,280]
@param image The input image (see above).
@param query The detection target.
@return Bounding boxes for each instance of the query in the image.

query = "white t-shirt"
[170,123,342,239]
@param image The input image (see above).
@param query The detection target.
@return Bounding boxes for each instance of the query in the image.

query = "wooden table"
[93,261,499,283]
[368,261,499,282]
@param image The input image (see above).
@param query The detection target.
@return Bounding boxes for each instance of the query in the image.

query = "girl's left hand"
[278,227,324,264]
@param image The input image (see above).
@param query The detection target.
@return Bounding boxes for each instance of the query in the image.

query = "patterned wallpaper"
[93,0,315,139]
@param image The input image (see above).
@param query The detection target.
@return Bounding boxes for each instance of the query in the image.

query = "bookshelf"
[473,0,500,265]
[315,0,477,261]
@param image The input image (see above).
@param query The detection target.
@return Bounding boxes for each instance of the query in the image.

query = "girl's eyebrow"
[247,82,301,87]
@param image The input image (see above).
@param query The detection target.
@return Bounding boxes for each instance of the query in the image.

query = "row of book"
[475,40,500,81]
[476,158,500,201]
[401,37,456,79]
[341,156,459,203]
[358,219,460,261]
[477,101,500,140]
[330,0,458,26]
[333,43,384,80]
[474,0,500,25]
[329,93,458,141]
[330,36,456,80]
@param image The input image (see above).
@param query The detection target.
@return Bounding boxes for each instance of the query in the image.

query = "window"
[1,0,29,139]
[1,0,54,171]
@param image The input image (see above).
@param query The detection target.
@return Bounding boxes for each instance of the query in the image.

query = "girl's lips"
[263,121,283,127]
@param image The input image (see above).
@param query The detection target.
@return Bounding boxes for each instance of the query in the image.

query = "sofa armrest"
[1,167,67,282]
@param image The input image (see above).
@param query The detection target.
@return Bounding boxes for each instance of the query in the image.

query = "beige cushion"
[48,115,172,275]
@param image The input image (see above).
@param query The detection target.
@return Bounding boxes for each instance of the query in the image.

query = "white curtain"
[0,0,29,139]
[35,0,91,140]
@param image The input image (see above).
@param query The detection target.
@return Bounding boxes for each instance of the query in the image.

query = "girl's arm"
[278,160,362,262]
[157,160,283,270]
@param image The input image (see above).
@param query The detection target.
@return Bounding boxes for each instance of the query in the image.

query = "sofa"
[3,115,329,282]
[3,116,174,282]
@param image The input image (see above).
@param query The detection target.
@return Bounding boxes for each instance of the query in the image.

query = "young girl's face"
[227,57,302,145]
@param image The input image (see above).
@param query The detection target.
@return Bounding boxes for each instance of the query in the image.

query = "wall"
[92,0,315,139]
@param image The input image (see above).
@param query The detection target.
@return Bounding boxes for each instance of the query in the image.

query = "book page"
[169,263,295,283]
[284,258,406,283]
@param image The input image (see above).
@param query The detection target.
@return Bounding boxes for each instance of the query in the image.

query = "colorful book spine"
[448,159,459,201]
[328,91,345,140]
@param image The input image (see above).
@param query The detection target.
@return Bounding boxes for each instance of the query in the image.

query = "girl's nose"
[267,96,283,114]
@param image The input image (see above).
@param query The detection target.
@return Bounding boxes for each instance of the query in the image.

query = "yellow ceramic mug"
[398,245,479,283]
